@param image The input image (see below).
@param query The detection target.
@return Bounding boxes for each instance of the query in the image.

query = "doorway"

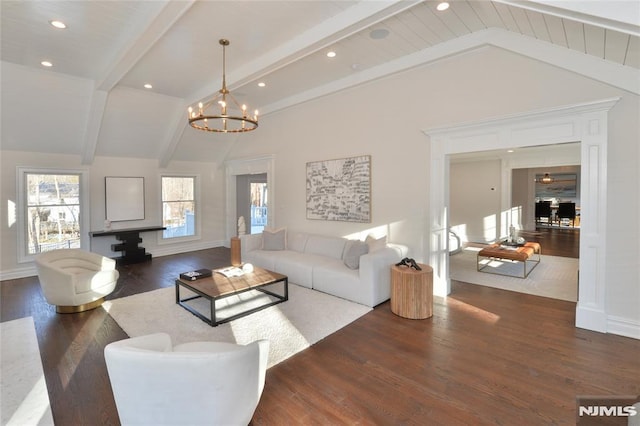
[447,147,581,301]
[513,163,581,257]
[236,173,268,234]
[225,155,275,241]
[426,98,618,333]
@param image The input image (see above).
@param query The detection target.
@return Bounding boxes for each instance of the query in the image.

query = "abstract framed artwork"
[105,177,145,221]
[306,155,371,222]
[535,173,577,198]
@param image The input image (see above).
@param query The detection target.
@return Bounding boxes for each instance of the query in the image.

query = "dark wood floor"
[523,226,580,258]
[3,229,638,425]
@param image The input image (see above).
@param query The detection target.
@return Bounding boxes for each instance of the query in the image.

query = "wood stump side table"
[390,263,433,319]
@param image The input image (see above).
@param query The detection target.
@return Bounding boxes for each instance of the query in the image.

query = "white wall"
[604,94,640,334]
[227,46,639,337]
[511,168,529,230]
[450,160,502,243]
[0,152,227,278]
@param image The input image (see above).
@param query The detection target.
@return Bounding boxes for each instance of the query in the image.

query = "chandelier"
[187,39,258,133]
[540,173,554,184]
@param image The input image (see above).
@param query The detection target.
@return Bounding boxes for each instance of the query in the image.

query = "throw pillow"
[343,240,369,269]
[262,227,286,251]
[365,234,387,252]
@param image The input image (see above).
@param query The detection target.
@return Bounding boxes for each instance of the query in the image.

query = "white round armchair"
[35,248,119,313]
[104,333,269,426]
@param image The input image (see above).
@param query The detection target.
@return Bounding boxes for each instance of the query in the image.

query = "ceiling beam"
[187,0,421,103]
[259,27,639,116]
[80,90,108,165]
[486,28,640,93]
[79,1,196,165]
[159,103,189,168]
[171,0,421,166]
[497,0,640,37]
[97,1,196,91]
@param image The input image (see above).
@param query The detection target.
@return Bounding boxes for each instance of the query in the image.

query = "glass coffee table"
[175,266,288,326]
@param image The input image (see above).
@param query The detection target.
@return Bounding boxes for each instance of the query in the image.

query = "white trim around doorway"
[225,155,276,244]
[424,97,619,334]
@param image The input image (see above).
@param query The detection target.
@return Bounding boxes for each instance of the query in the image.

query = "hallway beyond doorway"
[519,227,579,259]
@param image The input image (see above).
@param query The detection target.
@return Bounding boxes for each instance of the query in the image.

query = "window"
[250,181,268,234]
[17,168,89,262]
[161,176,196,239]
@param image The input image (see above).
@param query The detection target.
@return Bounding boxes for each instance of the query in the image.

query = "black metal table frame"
[175,275,288,327]
[477,251,541,278]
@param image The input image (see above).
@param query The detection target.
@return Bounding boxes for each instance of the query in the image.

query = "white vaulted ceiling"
[1,1,639,165]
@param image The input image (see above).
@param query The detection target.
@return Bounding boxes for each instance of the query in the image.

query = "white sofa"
[240,230,407,307]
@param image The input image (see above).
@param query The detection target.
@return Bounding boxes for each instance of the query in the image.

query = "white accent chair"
[104,333,269,426]
[35,248,119,313]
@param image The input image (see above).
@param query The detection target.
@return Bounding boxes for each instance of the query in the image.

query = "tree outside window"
[26,173,81,254]
[162,176,196,238]
[250,181,268,233]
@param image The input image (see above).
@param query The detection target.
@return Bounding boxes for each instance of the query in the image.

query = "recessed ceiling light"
[326,51,336,58]
[41,61,53,67]
[369,29,389,40]
[258,82,266,88]
[437,2,449,11]
[49,20,67,29]
[507,149,514,153]
[143,83,153,89]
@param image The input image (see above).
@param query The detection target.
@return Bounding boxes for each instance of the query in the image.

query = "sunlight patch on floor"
[5,375,52,426]
[447,297,501,324]
[1,317,54,425]
[229,305,311,350]
[58,314,97,389]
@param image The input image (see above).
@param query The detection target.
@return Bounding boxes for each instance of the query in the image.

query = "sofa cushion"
[365,234,387,253]
[243,250,279,271]
[342,240,369,269]
[262,228,286,250]
[287,231,308,253]
[304,235,347,260]
[240,233,263,255]
[313,260,362,302]
[273,252,330,289]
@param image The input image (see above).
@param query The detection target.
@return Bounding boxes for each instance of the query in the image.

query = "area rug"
[1,317,54,426]
[450,247,579,302]
[103,283,371,368]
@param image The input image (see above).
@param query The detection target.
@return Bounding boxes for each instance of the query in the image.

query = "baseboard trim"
[150,240,226,258]
[0,265,37,281]
[576,303,608,333]
[607,315,640,340]
[576,305,639,340]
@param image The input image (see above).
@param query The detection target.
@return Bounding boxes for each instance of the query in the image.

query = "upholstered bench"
[477,242,541,278]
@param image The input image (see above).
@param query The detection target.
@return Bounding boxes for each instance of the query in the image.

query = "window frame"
[17,167,90,263]
[159,174,200,243]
